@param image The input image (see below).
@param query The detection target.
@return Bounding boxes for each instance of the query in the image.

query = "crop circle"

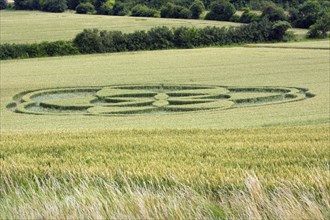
[8,84,314,116]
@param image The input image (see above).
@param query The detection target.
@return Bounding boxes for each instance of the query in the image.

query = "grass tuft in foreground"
[1,171,329,219]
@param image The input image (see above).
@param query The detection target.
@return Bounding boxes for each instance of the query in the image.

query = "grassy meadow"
[0,9,329,218]
[1,44,329,130]
[0,10,241,44]
[0,10,308,44]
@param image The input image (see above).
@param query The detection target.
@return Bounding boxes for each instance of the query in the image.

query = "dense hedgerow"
[74,19,290,53]
[131,4,159,17]
[0,19,291,60]
[0,41,79,60]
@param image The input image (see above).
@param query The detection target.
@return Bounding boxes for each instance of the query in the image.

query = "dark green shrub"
[76,2,95,14]
[0,41,79,60]
[95,0,114,13]
[0,0,7,10]
[239,9,260,23]
[14,0,40,10]
[73,29,102,53]
[291,0,321,28]
[98,0,114,15]
[40,0,67,12]
[39,41,79,56]
[100,31,127,52]
[112,2,129,16]
[261,5,287,22]
[126,30,152,51]
[160,2,191,19]
[229,14,240,22]
[199,26,227,45]
[67,0,85,10]
[307,11,330,38]
[131,4,158,17]
[190,0,205,19]
[179,7,192,18]
[147,26,175,50]
[205,0,236,21]
[173,27,202,48]
[271,20,291,40]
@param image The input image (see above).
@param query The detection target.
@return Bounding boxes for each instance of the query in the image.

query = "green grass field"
[0,10,242,44]
[0,12,329,218]
[1,44,329,130]
[0,10,308,44]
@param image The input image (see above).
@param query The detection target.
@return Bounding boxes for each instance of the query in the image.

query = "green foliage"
[73,19,289,54]
[73,29,102,53]
[173,27,202,48]
[131,4,159,17]
[98,0,114,14]
[261,5,287,22]
[14,0,40,10]
[67,0,84,10]
[147,26,175,49]
[40,0,67,12]
[75,2,95,14]
[271,20,291,40]
[160,2,192,19]
[126,31,151,51]
[189,0,205,19]
[307,11,330,38]
[290,0,321,28]
[112,2,129,15]
[0,0,7,10]
[0,41,79,60]
[14,0,67,11]
[239,9,260,23]
[205,0,236,21]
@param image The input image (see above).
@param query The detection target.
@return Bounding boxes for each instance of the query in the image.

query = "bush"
[73,29,102,53]
[261,5,287,22]
[291,0,321,28]
[239,9,260,23]
[190,0,205,19]
[205,0,236,21]
[307,12,330,38]
[40,0,67,12]
[0,0,7,10]
[67,0,84,10]
[14,0,40,10]
[0,41,79,60]
[126,31,151,51]
[271,20,291,40]
[131,4,159,17]
[160,2,191,19]
[76,2,95,14]
[112,2,129,16]
[173,27,202,48]
[100,30,127,52]
[98,0,114,15]
[147,26,175,50]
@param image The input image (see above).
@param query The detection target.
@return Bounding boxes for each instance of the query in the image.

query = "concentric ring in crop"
[7,84,315,116]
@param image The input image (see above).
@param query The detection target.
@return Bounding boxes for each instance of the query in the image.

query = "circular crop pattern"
[8,84,315,116]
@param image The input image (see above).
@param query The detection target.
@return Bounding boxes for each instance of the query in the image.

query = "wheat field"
[0,22,329,218]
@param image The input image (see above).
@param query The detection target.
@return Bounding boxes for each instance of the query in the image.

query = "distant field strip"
[246,40,330,50]
[0,11,240,44]
[8,84,314,116]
